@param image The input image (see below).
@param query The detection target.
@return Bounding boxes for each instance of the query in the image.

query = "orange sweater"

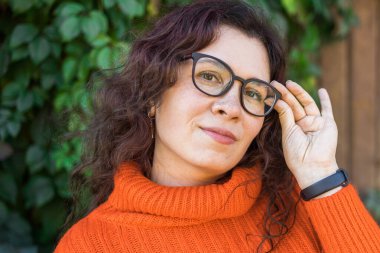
[55,163,380,252]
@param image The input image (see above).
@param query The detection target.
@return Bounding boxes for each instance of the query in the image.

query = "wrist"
[296,163,340,190]
[300,169,349,201]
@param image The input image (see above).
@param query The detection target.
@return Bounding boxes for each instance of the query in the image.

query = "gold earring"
[148,107,155,139]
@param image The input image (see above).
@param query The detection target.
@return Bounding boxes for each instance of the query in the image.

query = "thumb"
[318,88,335,120]
[273,99,295,132]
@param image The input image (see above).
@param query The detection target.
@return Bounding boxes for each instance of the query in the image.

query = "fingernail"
[270,80,277,85]
[270,80,281,86]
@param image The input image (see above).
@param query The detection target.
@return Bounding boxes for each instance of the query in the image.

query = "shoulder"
[54,207,113,253]
[54,216,94,253]
[54,205,132,253]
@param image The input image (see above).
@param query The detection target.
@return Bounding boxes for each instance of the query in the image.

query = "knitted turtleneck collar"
[96,162,262,227]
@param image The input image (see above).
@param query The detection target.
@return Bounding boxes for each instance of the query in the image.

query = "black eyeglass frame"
[182,52,282,117]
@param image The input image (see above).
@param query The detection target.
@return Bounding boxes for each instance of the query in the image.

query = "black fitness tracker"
[301,169,350,201]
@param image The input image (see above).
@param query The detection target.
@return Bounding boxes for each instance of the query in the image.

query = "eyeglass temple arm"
[180,54,192,61]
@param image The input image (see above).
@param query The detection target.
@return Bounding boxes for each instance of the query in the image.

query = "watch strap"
[301,169,350,201]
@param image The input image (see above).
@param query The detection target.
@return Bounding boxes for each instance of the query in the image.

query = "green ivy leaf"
[54,92,69,111]
[62,57,77,83]
[281,0,298,15]
[81,17,100,41]
[26,145,46,174]
[17,92,34,112]
[10,0,36,13]
[0,109,11,125]
[2,81,22,106]
[5,213,32,240]
[311,0,329,18]
[28,36,51,64]
[6,121,21,137]
[0,173,17,205]
[51,43,62,59]
[78,54,90,81]
[54,174,70,198]
[103,0,116,9]
[89,47,101,64]
[24,176,54,208]
[17,72,31,89]
[117,0,145,18]
[91,11,108,32]
[97,46,112,69]
[114,41,130,64]
[271,13,288,39]
[90,34,111,48]
[56,2,85,17]
[108,9,128,39]
[41,74,57,90]
[10,24,38,48]
[60,16,81,42]
[11,46,29,62]
[44,25,60,41]
[81,11,108,41]
[301,26,320,51]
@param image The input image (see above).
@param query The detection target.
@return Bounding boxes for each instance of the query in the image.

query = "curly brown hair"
[64,1,299,252]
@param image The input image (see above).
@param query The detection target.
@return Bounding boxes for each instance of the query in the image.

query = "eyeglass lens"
[193,56,276,116]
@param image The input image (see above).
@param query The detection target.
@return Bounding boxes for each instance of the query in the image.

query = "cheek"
[155,82,206,137]
[243,118,265,146]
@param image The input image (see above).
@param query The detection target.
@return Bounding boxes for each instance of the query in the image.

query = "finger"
[271,80,306,122]
[286,80,320,116]
[318,88,335,120]
[272,98,295,132]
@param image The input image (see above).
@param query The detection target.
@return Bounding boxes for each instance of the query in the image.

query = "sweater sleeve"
[54,224,86,253]
[54,217,98,253]
[300,184,380,253]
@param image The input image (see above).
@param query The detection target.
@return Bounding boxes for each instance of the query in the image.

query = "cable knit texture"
[55,163,380,252]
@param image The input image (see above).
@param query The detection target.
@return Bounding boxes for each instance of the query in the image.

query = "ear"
[148,102,156,118]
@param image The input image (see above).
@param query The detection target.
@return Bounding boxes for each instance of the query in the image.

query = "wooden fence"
[320,0,380,190]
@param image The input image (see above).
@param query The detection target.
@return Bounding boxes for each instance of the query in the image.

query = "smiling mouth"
[201,127,237,145]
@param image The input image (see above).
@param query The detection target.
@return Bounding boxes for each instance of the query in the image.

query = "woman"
[55,1,380,252]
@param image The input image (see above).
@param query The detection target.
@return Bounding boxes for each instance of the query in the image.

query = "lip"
[201,127,237,145]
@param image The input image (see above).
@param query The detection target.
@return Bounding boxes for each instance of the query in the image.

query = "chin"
[189,154,240,173]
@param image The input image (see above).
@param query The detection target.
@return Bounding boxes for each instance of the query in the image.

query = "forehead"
[197,26,270,82]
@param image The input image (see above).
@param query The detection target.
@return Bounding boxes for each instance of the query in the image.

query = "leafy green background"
[0,0,377,252]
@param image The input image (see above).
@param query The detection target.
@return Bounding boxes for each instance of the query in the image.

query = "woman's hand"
[271,80,341,192]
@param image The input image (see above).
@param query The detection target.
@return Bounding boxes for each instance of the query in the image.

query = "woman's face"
[153,26,270,183]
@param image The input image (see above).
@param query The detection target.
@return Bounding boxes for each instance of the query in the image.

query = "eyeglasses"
[182,52,281,117]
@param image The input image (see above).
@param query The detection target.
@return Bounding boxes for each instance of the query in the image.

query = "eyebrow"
[198,58,227,69]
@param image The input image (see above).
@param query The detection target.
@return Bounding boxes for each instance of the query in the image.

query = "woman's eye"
[245,90,262,101]
[199,72,221,83]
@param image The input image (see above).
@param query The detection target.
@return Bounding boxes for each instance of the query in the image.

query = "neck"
[151,149,227,187]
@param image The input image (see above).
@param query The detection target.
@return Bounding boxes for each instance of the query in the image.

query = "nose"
[211,80,242,119]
